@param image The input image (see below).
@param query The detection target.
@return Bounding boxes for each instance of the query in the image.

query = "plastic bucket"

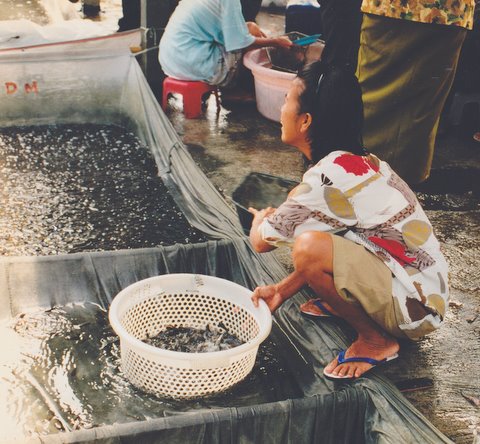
[243,48,295,122]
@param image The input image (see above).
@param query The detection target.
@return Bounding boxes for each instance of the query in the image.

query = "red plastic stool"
[162,77,219,119]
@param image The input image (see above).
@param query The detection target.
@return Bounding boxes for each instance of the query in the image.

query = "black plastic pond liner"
[1,242,303,437]
[0,44,453,443]
[0,242,451,444]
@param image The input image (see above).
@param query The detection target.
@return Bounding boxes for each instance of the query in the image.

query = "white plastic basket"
[109,273,272,399]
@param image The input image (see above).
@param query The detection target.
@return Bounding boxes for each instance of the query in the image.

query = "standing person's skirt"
[318,0,363,72]
[357,14,467,184]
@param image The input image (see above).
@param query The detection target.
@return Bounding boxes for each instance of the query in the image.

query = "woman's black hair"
[296,60,367,164]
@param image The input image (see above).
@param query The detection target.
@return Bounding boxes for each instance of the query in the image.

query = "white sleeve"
[258,164,356,246]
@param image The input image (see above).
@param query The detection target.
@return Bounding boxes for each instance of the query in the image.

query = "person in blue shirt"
[159,0,292,87]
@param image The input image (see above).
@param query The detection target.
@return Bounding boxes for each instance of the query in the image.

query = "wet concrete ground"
[0,0,50,24]
[173,95,480,444]
[163,9,480,443]
[168,100,480,442]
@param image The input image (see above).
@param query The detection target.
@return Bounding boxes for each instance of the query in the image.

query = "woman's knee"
[292,231,333,274]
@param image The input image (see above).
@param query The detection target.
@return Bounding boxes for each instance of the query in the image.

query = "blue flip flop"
[323,349,399,380]
[300,299,336,318]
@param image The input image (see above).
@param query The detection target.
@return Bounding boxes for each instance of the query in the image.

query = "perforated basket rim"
[108,274,272,362]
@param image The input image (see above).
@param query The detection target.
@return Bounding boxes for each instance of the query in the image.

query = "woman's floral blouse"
[258,151,449,340]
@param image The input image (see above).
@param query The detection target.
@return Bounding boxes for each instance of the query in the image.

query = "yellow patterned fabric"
[357,13,467,183]
[361,0,475,30]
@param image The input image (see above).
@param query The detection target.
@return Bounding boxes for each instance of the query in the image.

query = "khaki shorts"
[331,234,406,339]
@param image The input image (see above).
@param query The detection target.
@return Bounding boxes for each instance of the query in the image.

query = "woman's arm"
[245,21,293,50]
[247,35,293,50]
[251,270,306,312]
[246,21,266,38]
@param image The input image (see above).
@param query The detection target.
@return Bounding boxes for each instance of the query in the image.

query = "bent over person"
[159,0,291,87]
[249,61,449,380]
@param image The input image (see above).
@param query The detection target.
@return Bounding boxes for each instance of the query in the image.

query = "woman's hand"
[246,21,266,38]
[251,284,284,312]
[251,271,307,313]
[248,207,276,253]
[248,206,275,223]
[247,35,293,51]
[272,36,293,49]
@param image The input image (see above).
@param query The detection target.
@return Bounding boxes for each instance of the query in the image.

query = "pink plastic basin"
[243,48,295,122]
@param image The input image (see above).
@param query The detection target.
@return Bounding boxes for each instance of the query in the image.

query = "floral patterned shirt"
[361,0,475,30]
[258,151,449,340]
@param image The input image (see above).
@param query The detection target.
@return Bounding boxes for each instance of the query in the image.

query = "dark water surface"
[0,124,206,255]
[1,302,301,439]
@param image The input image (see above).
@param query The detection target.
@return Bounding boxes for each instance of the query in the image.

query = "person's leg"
[216,51,256,102]
[292,231,399,378]
[118,0,141,32]
[357,14,467,184]
[240,0,262,22]
[207,50,243,87]
[318,0,363,72]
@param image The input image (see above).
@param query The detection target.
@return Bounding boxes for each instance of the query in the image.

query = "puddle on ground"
[416,191,478,211]
[0,0,49,24]
[0,0,123,32]
[0,302,301,440]
[0,124,206,255]
[413,167,479,211]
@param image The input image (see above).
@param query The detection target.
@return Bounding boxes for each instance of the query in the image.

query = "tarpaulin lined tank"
[0,33,452,443]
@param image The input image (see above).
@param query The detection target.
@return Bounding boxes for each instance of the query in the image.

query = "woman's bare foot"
[324,335,400,379]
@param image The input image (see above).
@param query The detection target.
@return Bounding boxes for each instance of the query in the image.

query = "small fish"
[143,324,243,353]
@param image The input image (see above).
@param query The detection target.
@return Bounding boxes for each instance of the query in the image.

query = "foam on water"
[0,124,206,255]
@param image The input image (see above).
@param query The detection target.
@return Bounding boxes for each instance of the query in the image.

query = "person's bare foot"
[324,336,400,379]
[473,132,480,143]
